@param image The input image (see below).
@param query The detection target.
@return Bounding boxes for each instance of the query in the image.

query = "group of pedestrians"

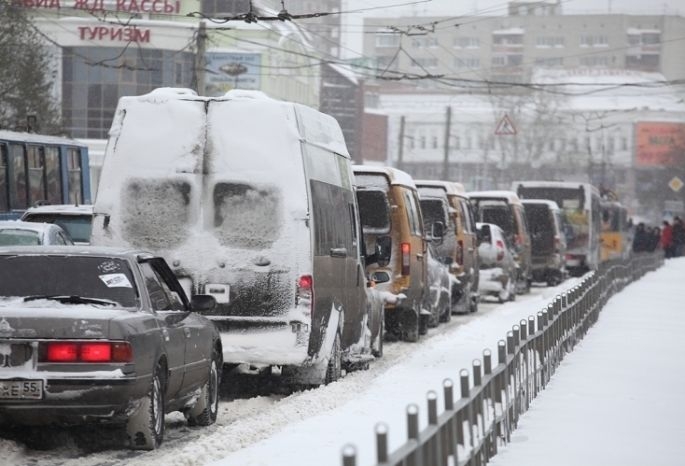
[659,217,685,258]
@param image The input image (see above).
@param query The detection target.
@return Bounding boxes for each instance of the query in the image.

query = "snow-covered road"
[2,279,580,466]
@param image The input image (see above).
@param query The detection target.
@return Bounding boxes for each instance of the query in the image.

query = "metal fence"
[341,253,663,466]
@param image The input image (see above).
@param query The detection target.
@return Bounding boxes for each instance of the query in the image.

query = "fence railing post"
[342,444,356,466]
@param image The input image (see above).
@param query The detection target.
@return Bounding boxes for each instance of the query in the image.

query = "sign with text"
[205,52,262,96]
[635,122,685,167]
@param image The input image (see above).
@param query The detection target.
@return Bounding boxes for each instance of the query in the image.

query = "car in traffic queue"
[415,180,480,313]
[476,223,518,303]
[0,247,222,450]
[0,221,74,246]
[521,199,567,285]
[21,204,94,245]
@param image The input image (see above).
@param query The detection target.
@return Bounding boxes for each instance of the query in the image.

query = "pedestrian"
[673,217,685,257]
[661,220,673,258]
[632,223,647,253]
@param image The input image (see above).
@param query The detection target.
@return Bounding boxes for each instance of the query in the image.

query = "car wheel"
[127,362,165,450]
[469,294,479,313]
[324,331,342,384]
[187,349,222,427]
[403,308,420,342]
[372,308,384,358]
[508,276,517,301]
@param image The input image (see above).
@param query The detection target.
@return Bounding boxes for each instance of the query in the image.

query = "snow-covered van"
[91,88,376,385]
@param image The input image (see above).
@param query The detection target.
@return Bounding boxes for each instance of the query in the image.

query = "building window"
[453,37,480,48]
[410,57,438,68]
[411,37,437,48]
[201,0,250,16]
[375,32,400,48]
[580,35,609,47]
[536,36,565,48]
[492,56,506,66]
[454,57,480,69]
[535,57,564,67]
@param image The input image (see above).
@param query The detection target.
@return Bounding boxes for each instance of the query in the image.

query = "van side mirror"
[431,221,445,239]
[190,294,216,312]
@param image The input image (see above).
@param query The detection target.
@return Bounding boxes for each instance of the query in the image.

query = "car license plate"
[0,380,43,400]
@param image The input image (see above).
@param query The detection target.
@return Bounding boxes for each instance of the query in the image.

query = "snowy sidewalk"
[490,258,685,466]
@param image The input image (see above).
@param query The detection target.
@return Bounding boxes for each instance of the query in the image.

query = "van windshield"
[213,182,282,249]
[122,179,191,249]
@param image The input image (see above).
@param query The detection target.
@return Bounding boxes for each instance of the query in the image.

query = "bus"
[512,181,601,275]
[600,200,631,262]
[0,130,91,220]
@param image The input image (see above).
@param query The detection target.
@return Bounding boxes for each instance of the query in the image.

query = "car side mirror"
[190,294,216,312]
[431,221,445,239]
[371,271,391,284]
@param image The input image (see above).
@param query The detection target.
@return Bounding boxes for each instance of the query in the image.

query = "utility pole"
[397,115,405,171]
[195,20,207,96]
[442,106,452,180]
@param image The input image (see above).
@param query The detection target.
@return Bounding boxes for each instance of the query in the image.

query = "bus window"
[27,145,47,205]
[45,146,62,205]
[0,145,8,211]
[67,148,83,204]
[9,144,28,210]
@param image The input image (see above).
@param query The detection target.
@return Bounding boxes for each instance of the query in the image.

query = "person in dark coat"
[672,217,685,257]
[632,223,647,253]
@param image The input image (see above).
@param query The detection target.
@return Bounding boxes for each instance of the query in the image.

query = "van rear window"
[419,199,447,233]
[122,179,190,249]
[213,182,281,249]
[475,201,514,237]
[354,173,390,191]
[357,189,390,234]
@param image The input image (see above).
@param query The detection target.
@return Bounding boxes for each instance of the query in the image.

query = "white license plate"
[0,380,43,400]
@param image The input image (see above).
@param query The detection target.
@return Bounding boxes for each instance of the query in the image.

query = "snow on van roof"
[521,199,561,210]
[512,180,600,194]
[414,180,466,196]
[468,190,522,204]
[352,165,416,188]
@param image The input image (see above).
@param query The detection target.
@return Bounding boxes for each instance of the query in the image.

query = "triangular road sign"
[495,113,517,136]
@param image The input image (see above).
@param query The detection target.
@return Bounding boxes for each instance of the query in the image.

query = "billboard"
[635,122,685,167]
[205,52,262,96]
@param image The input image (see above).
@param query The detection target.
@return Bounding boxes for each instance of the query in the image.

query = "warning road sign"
[495,114,517,136]
[668,176,683,193]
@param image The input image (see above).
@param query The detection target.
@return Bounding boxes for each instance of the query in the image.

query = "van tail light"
[41,341,133,363]
[456,240,464,265]
[401,242,411,276]
[496,240,505,262]
[296,274,314,315]
[554,235,561,253]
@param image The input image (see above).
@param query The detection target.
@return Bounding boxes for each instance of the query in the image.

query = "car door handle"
[184,327,191,338]
[330,247,348,258]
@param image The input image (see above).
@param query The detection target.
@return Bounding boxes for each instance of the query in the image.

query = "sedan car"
[0,246,222,450]
[20,204,93,245]
[477,223,518,303]
[0,221,74,246]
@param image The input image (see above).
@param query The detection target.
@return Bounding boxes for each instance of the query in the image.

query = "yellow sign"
[668,176,683,192]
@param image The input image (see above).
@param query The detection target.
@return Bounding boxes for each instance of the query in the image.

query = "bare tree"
[0,2,62,133]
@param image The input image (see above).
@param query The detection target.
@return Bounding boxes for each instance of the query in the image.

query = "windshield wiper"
[23,295,118,306]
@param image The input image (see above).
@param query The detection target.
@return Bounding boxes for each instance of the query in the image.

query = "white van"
[91,88,378,385]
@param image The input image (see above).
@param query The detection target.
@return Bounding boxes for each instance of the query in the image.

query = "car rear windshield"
[0,255,138,308]
[0,229,40,246]
[23,213,91,243]
[213,182,282,249]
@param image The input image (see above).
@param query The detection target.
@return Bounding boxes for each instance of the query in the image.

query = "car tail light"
[41,341,133,363]
[401,242,411,276]
[296,274,314,315]
[456,240,464,265]
[496,240,505,262]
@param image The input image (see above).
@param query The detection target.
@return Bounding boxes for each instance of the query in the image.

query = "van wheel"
[469,296,479,313]
[403,309,420,342]
[371,309,384,358]
[186,350,221,427]
[324,332,342,384]
[126,362,165,450]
